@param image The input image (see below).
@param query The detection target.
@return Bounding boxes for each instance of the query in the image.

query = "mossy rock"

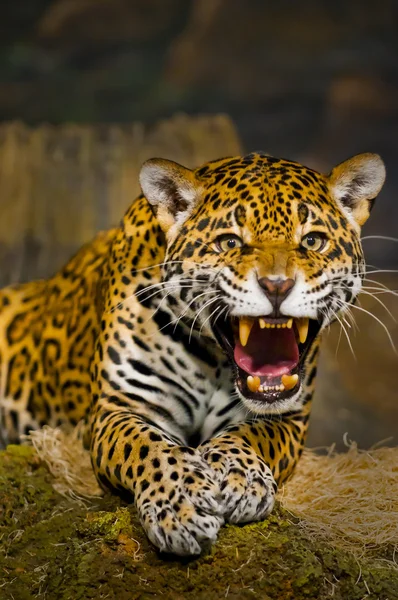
[0,445,396,600]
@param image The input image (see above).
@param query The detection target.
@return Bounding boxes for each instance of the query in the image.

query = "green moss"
[0,444,397,600]
[81,507,134,542]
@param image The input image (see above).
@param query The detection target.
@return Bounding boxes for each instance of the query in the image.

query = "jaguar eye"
[215,234,244,252]
[301,232,327,252]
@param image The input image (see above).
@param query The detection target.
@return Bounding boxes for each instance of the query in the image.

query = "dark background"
[1,0,398,266]
[1,0,397,446]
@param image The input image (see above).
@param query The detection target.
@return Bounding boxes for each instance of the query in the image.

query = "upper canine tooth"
[296,318,309,344]
[259,318,266,329]
[239,317,254,347]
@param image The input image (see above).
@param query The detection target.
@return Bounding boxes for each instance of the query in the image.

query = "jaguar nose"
[258,277,295,314]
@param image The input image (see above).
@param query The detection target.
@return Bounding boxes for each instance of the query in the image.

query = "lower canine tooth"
[259,318,266,329]
[287,318,293,329]
[239,317,254,346]
[281,374,299,391]
[296,318,309,344]
[247,375,261,393]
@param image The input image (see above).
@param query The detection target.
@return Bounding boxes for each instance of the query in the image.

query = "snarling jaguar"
[0,151,385,555]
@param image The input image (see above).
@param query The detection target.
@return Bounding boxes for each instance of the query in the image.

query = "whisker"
[110,283,197,313]
[362,277,395,293]
[199,304,224,336]
[134,279,202,297]
[147,290,218,337]
[172,290,218,334]
[332,282,397,324]
[361,285,398,294]
[335,313,357,361]
[361,235,398,243]
[344,309,358,331]
[338,298,397,354]
[189,296,222,343]
[324,287,359,331]
[130,259,219,275]
[214,304,229,326]
[147,289,174,321]
[108,275,210,313]
[326,274,398,303]
[148,284,214,323]
[335,318,343,357]
[358,290,397,323]
[361,269,398,276]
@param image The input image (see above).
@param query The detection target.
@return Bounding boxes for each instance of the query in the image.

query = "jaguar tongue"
[234,321,299,377]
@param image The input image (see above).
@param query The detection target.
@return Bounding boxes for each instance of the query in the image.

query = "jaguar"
[0,151,385,555]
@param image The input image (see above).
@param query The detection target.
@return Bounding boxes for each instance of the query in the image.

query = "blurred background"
[1,0,397,447]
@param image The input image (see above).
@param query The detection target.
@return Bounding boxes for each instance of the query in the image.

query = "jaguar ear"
[139,158,199,233]
[328,153,386,227]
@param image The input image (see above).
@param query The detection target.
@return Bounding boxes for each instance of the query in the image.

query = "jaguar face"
[140,152,385,414]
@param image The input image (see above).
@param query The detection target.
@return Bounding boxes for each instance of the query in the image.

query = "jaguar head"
[140,152,385,413]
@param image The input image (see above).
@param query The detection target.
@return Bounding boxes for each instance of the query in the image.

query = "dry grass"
[27,425,102,501]
[27,427,398,562]
[279,438,398,563]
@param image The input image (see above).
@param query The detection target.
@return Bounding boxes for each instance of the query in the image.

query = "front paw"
[136,446,224,556]
[200,439,277,524]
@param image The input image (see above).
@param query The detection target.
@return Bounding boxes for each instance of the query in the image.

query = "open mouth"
[212,314,321,405]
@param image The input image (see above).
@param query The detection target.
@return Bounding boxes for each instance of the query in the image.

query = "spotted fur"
[0,152,385,555]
